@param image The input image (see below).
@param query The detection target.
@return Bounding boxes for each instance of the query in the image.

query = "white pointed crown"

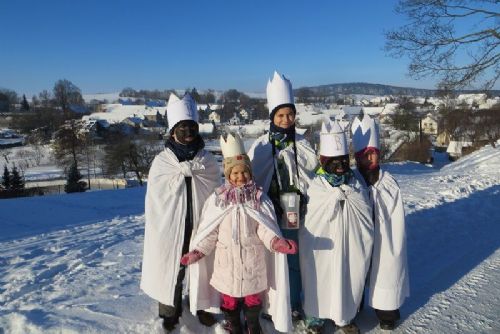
[351,112,380,153]
[320,119,348,157]
[167,93,198,130]
[220,133,246,159]
[266,71,294,114]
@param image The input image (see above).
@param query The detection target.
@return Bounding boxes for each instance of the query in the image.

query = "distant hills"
[296,82,500,97]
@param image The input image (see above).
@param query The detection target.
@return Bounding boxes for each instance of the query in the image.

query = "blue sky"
[0,0,455,97]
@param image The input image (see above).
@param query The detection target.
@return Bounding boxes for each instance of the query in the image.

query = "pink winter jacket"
[195,209,278,298]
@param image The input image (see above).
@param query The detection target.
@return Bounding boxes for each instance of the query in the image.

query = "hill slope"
[1,144,499,333]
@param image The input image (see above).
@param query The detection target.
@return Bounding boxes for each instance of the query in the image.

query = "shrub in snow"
[65,163,87,193]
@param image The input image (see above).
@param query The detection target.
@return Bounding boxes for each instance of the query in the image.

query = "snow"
[82,92,121,103]
[82,104,166,125]
[456,93,487,106]
[1,142,500,333]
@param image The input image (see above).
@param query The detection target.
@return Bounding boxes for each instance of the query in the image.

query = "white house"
[239,109,250,121]
[208,111,221,124]
[421,113,438,135]
[229,112,241,125]
[479,97,500,110]
[447,140,473,160]
[456,93,487,107]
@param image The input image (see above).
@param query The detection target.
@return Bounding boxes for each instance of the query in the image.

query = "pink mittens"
[180,250,205,265]
[271,237,298,254]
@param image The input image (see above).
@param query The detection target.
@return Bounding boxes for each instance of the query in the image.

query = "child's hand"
[271,237,298,254]
[180,250,205,265]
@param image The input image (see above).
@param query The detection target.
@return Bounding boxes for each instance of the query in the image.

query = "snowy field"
[1,143,500,333]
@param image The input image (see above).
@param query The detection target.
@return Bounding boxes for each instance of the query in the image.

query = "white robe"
[367,169,410,310]
[188,193,293,333]
[140,148,219,306]
[247,133,317,193]
[299,174,374,326]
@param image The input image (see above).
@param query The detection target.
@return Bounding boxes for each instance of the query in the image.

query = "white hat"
[167,93,198,130]
[220,132,245,159]
[351,113,380,153]
[320,119,348,157]
[266,71,294,114]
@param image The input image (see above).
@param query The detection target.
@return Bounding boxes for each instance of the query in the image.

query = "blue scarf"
[269,123,295,151]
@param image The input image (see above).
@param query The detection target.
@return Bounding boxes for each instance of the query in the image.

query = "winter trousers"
[282,228,302,312]
[221,293,262,310]
[158,265,186,319]
[221,293,262,334]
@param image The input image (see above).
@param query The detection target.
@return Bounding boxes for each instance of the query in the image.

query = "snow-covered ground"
[1,143,499,333]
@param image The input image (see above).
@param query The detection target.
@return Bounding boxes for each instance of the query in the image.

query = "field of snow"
[1,142,499,333]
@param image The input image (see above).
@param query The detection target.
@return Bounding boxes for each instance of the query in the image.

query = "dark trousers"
[159,265,187,319]
[282,228,302,311]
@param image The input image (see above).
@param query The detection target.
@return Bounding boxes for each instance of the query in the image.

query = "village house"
[229,112,241,125]
[421,113,438,135]
[436,130,452,147]
[208,110,221,124]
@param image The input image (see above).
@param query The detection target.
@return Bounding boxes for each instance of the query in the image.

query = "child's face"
[358,149,380,171]
[273,106,295,129]
[229,164,251,187]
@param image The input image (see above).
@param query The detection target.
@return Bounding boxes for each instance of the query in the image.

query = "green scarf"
[316,167,353,187]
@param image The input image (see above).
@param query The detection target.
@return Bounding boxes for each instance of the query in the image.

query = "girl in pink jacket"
[181,133,297,334]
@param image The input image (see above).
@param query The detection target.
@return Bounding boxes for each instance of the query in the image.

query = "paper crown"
[220,132,246,159]
[266,71,294,114]
[167,93,198,130]
[320,119,348,157]
[351,112,380,153]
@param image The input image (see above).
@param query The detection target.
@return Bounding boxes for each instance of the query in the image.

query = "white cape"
[367,169,410,310]
[247,133,317,193]
[188,193,293,333]
[140,148,219,306]
[299,174,374,326]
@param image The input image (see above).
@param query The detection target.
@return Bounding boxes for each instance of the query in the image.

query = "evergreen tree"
[10,166,25,193]
[64,163,86,193]
[190,87,201,103]
[1,166,11,190]
[21,94,30,111]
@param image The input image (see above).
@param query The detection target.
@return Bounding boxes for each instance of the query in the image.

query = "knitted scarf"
[269,123,295,151]
[316,167,353,188]
[215,180,263,210]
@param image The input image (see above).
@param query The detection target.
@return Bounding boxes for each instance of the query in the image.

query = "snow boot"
[244,305,262,334]
[197,310,217,327]
[336,322,360,334]
[222,307,243,334]
[159,303,180,332]
[375,308,399,330]
[161,316,179,332]
[305,316,325,334]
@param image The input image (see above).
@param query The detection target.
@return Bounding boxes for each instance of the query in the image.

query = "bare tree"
[104,132,162,186]
[53,79,84,114]
[38,90,52,107]
[386,0,500,89]
[52,120,85,169]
